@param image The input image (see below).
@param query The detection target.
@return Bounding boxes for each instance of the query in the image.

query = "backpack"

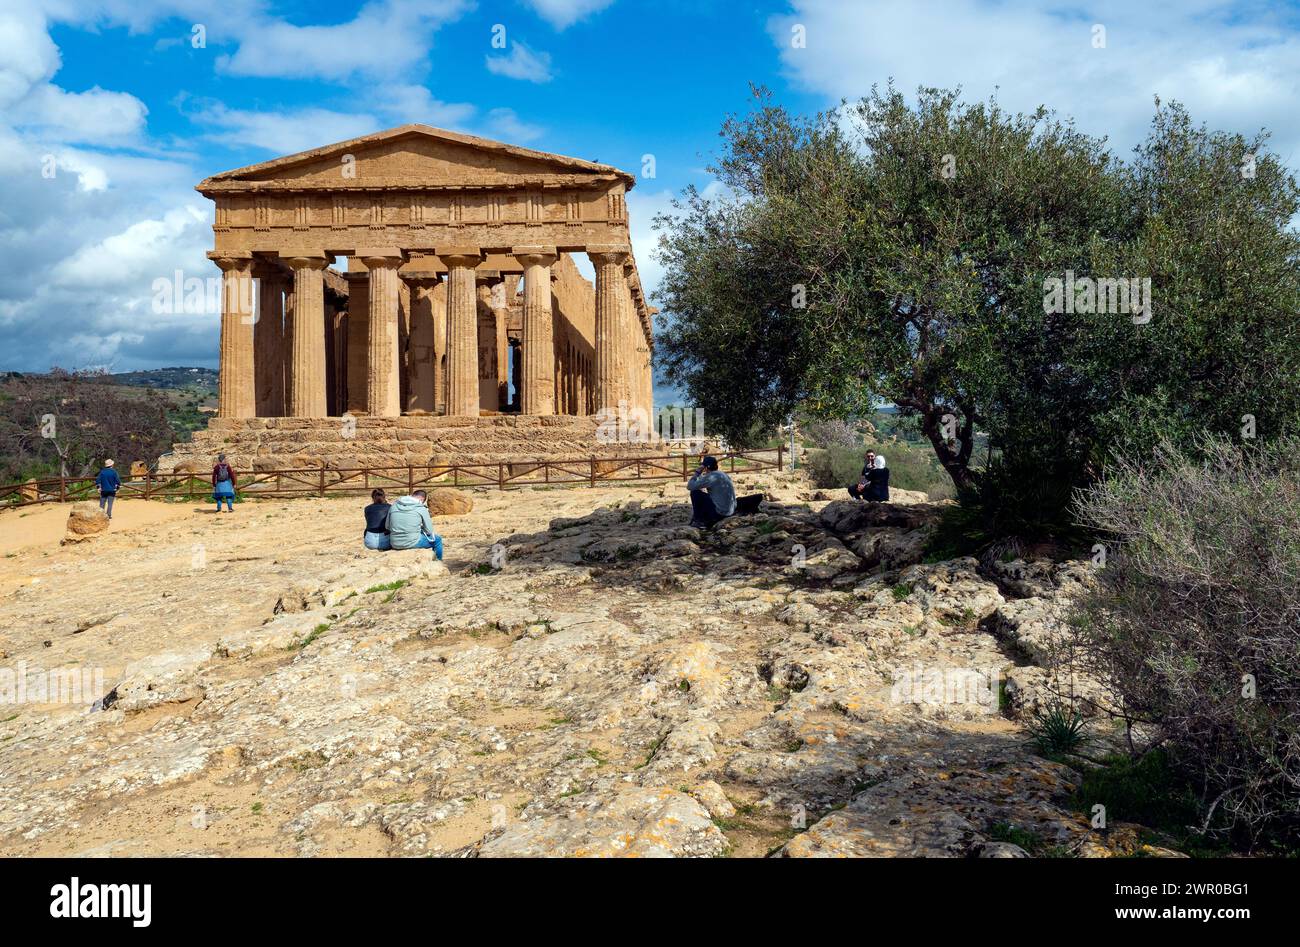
[215,463,232,483]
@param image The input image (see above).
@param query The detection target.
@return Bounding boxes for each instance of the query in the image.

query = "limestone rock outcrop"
[0,473,1162,858]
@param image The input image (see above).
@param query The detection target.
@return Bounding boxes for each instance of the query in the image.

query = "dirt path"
[0,499,195,558]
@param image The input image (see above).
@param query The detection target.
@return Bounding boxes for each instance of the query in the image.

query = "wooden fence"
[0,447,785,509]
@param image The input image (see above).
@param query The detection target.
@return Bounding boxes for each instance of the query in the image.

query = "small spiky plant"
[1027,702,1087,756]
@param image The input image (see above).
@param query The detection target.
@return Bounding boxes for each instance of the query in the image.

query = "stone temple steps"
[160,415,664,471]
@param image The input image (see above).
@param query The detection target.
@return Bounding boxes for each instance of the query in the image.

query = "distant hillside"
[109,367,218,390]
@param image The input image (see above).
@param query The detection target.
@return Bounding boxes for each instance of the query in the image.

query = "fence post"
[682,455,688,481]
[589,459,596,487]
[59,476,66,503]
[319,467,326,497]
[778,443,784,471]
[498,463,505,490]
[408,465,414,494]
[145,472,152,500]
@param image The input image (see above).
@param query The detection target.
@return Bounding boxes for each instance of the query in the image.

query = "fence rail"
[0,447,785,509]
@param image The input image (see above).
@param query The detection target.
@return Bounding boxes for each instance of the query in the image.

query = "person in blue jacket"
[95,459,121,519]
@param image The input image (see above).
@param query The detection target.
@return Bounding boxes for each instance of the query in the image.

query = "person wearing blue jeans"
[362,488,392,550]
[385,490,444,560]
[212,453,237,512]
[95,459,120,519]
[411,533,444,559]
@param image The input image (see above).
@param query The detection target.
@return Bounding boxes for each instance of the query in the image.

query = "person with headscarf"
[847,450,890,502]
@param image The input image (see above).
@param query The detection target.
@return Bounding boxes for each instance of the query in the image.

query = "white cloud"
[521,0,616,30]
[0,7,147,143]
[192,103,380,155]
[483,107,545,143]
[51,205,212,292]
[770,0,1300,162]
[486,41,554,83]
[0,2,560,371]
[217,0,472,81]
[371,84,478,128]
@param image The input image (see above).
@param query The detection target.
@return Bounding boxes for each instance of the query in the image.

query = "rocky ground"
[0,471,1174,857]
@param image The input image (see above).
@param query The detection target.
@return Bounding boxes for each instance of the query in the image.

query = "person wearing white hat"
[95,459,121,519]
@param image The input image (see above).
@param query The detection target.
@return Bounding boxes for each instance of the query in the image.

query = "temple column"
[513,246,558,415]
[324,300,338,417]
[577,354,588,416]
[360,251,404,417]
[254,268,286,416]
[441,248,483,416]
[643,335,654,418]
[406,274,440,414]
[622,262,641,421]
[590,246,629,417]
[284,253,330,417]
[214,253,255,419]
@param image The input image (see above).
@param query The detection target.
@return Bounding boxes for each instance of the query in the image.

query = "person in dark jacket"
[846,451,890,502]
[847,451,877,501]
[363,488,392,550]
[212,453,237,512]
[95,459,121,519]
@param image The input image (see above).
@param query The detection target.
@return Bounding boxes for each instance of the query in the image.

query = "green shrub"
[804,441,952,498]
[1072,435,1300,850]
[1026,702,1087,756]
[1069,751,1226,856]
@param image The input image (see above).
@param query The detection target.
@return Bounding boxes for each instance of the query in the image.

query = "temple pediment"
[199,124,635,193]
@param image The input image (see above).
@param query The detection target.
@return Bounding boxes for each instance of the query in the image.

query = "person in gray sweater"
[385,491,443,559]
[687,455,736,528]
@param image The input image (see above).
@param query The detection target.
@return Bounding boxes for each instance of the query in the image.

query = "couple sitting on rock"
[847,450,890,502]
[687,454,763,528]
[362,488,444,559]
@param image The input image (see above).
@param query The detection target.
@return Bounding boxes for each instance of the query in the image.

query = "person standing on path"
[95,459,120,519]
[212,453,237,513]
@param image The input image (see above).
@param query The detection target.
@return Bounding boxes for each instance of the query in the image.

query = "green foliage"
[1026,703,1088,757]
[987,822,1049,855]
[803,447,864,491]
[1073,436,1300,849]
[654,86,1300,533]
[1070,752,1227,856]
[803,441,951,498]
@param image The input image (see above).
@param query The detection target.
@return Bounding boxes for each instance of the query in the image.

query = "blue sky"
[3,0,1300,407]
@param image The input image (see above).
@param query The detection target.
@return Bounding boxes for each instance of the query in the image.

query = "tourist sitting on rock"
[212,453,237,513]
[687,455,736,528]
[95,459,120,519]
[847,451,889,502]
[386,490,444,560]
[363,488,392,550]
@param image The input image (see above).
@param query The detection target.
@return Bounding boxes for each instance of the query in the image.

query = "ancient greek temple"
[182,125,657,470]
